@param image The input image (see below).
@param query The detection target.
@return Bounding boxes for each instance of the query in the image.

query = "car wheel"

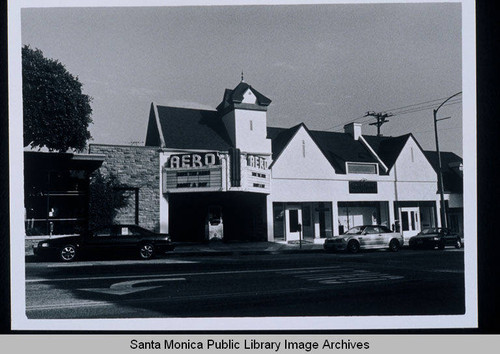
[389,239,400,252]
[59,244,77,262]
[139,243,155,260]
[455,238,462,249]
[437,242,445,250]
[347,240,360,254]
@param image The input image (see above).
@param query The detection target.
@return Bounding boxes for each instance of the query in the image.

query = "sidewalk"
[170,240,325,257]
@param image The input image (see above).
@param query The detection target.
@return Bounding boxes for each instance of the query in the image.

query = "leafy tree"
[22,45,92,152]
[88,172,129,230]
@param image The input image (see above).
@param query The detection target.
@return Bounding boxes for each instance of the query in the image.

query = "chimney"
[344,122,362,140]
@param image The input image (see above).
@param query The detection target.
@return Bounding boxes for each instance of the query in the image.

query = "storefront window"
[49,170,87,192]
[273,202,333,240]
[347,163,377,174]
[302,205,311,227]
[338,201,390,231]
[316,202,333,238]
[420,206,437,229]
[273,203,285,241]
[25,169,89,236]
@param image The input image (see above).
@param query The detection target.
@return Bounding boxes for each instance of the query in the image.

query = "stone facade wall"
[89,144,161,232]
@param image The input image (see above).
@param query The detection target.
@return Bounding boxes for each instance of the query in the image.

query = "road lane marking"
[276,267,343,275]
[26,262,460,286]
[78,277,186,295]
[26,265,346,284]
[301,271,381,280]
[27,300,115,311]
[46,259,197,268]
[26,286,322,312]
[343,276,404,283]
[279,268,405,285]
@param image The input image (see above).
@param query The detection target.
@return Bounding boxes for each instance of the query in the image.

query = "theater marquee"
[162,151,271,194]
[163,152,223,193]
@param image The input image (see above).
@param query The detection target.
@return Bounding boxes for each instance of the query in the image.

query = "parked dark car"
[324,225,403,253]
[33,224,175,262]
[408,228,462,250]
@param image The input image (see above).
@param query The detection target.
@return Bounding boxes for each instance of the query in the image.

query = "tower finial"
[241,70,244,82]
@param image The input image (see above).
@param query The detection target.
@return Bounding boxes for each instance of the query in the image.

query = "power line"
[410,126,462,135]
[326,96,462,132]
[324,114,366,131]
[391,99,462,116]
[329,101,461,133]
[382,96,462,113]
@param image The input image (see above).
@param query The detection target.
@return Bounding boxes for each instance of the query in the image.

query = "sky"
[20,1,463,155]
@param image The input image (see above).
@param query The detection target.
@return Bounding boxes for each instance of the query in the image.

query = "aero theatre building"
[90,80,449,245]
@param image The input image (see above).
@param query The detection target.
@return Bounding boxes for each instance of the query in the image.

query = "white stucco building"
[91,80,463,245]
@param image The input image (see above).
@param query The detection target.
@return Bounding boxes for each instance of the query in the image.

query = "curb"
[25,247,325,263]
[170,248,324,257]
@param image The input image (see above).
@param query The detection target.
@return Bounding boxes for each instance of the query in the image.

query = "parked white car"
[324,225,404,253]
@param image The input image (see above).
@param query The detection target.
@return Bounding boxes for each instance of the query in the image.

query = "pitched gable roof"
[362,134,412,169]
[423,151,463,193]
[267,125,379,174]
[267,124,302,162]
[308,130,379,174]
[145,101,436,177]
[145,104,233,151]
[143,83,438,179]
[145,103,163,147]
[216,82,271,111]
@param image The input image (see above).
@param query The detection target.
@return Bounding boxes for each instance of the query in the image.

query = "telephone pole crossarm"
[365,111,393,136]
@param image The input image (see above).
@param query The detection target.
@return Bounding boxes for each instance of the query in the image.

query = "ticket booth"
[206,205,223,241]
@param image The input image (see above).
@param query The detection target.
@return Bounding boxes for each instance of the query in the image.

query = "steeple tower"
[217,78,272,154]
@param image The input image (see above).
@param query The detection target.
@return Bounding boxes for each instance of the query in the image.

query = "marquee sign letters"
[247,155,268,170]
[168,152,220,169]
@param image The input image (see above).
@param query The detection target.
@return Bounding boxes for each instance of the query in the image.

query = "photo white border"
[9,0,477,331]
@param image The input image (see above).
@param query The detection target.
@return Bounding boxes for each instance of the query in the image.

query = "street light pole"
[433,91,462,229]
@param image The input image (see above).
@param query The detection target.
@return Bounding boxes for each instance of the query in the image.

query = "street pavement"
[25,239,325,260]
[25,245,466,320]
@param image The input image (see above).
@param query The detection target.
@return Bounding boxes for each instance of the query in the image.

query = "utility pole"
[364,111,393,136]
[433,91,462,230]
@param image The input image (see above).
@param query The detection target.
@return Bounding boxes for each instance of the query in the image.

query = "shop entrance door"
[285,205,302,242]
[400,207,420,244]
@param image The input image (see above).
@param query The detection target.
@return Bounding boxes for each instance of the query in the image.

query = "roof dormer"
[218,80,272,154]
[241,88,257,104]
[217,81,271,113]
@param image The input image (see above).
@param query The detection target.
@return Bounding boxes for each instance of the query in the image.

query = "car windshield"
[420,228,439,234]
[378,225,393,233]
[345,226,364,235]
